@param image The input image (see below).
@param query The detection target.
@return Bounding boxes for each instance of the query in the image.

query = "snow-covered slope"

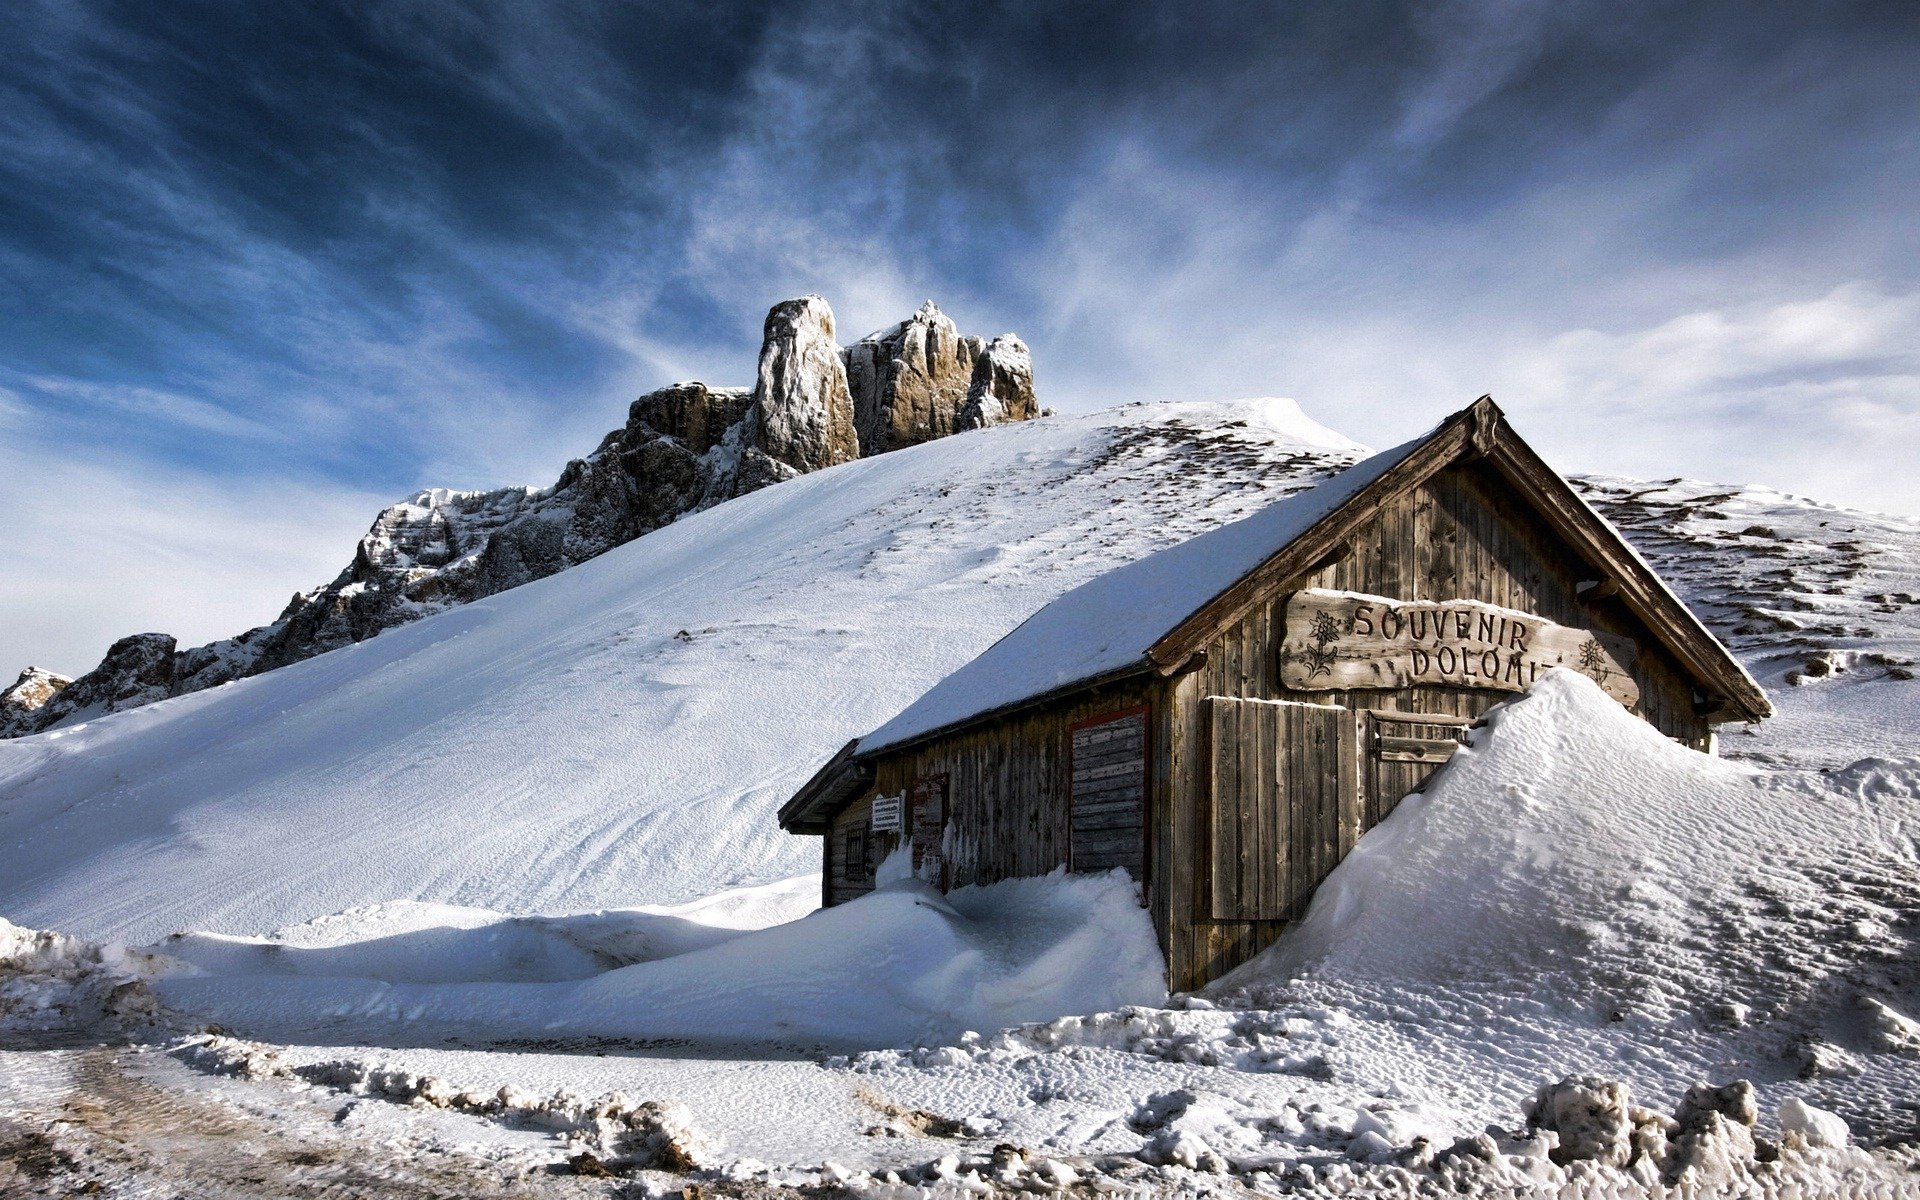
[1575,476,1920,767]
[3,395,1915,950]
[0,399,1363,942]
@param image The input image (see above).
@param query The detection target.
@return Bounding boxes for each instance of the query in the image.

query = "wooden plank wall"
[1205,698,1356,922]
[825,792,898,906]
[825,681,1160,904]
[1161,461,1714,990]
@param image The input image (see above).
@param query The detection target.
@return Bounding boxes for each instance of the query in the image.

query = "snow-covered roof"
[857,432,1430,754]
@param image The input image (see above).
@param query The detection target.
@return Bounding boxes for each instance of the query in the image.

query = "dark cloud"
[2,0,1918,673]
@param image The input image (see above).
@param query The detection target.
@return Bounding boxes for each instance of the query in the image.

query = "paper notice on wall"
[870,792,903,832]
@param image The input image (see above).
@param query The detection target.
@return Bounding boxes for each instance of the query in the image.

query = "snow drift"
[153,867,1165,1052]
[1218,669,1920,1143]
[154,875,821,985]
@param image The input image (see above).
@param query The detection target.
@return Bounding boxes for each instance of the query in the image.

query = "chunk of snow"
[1778,1098,1850,1149]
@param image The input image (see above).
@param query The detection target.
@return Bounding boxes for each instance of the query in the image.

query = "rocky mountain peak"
[737,295,861,485]
[958,334,1038,430]
[4,294,1042,739]
[0,666,72,736]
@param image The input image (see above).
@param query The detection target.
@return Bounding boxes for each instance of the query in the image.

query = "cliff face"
[737,296,860,487]
[2,295,1039,738]
[845,302,1038,455]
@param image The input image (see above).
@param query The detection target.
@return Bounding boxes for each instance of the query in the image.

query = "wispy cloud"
[0,409,386,679]
[1,0,1916,674]
[1498,285,1920,511]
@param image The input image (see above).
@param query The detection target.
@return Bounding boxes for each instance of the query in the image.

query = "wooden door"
[1358,710,1470,827]
[1206,697,1359,921]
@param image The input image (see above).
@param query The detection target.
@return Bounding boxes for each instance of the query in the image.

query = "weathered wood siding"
[1160,461,1713,990]
[1069,707,1150,876]
[824,680,1163,905]
[825,791,896,907]
[1205,697,1358,921]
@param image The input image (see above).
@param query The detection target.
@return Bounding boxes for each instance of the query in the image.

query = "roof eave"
[777,739,873,834]
[1478,427,1772,724]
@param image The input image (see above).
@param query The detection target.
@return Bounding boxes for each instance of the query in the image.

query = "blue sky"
[3,0,1917,678]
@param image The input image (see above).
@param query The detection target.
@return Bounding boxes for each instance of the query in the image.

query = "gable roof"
[855,431,1427,755]
[779,397,1770,832]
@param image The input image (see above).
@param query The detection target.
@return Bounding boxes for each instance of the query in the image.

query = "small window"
[843,828,868,879]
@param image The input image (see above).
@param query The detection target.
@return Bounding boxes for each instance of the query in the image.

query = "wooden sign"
[869,792,904,833]
[1280,589,1639,706]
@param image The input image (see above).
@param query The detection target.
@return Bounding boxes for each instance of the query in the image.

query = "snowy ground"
[1575,474,1920,769]
[5,398,1920,1196]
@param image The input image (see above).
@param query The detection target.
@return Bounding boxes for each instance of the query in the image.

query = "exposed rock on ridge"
[846,302,1038,455]
[10,635,176,735]
[733,296,859,491]
[3,296,1039,738]
[0,667,71,733]
[959,334,1037,431]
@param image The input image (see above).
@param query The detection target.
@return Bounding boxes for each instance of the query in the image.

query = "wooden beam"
[1376,735,1461,762]
[1578,578,1620,600]
[1159,649,1210,678]
[1307,542,1353,575]
[1467,394,1502,459]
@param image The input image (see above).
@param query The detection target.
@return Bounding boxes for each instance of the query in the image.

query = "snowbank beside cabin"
[1215,669,1920,1144]
[153,868,1164,1052]
[154,875,820,984]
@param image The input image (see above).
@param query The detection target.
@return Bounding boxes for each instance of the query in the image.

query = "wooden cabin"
[777,398,1770,991]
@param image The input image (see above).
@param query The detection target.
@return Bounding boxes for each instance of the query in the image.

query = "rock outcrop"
[847,301,975,455]
[736,296,860,486]
[0,667,72,736]
[959,334,1038,431]
[16,634,176,733]
[845,302,1038,455]
[4,295,1039,738]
